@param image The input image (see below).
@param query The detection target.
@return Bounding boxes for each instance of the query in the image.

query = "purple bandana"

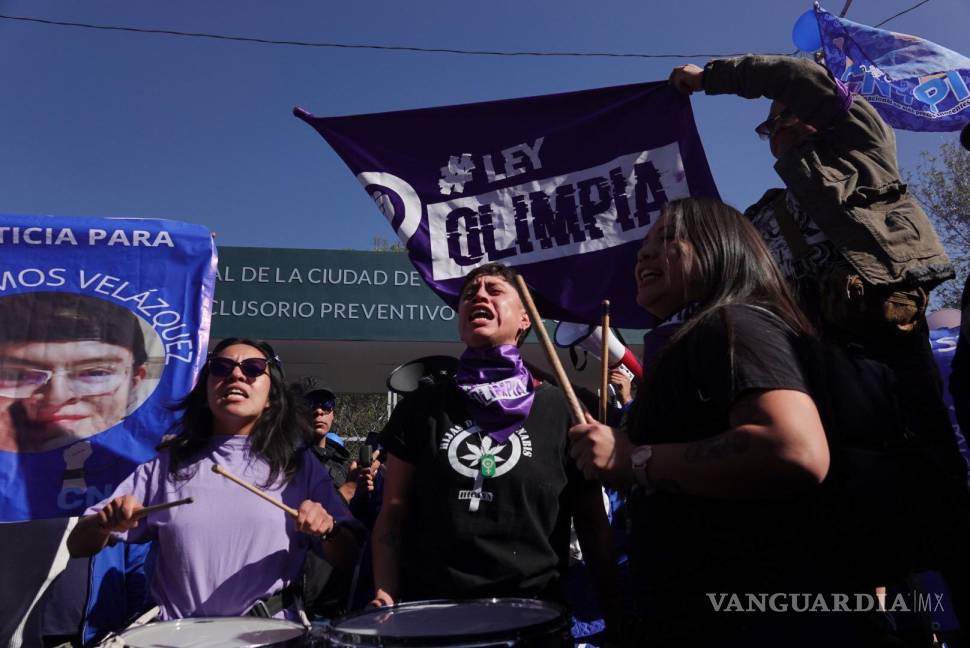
[456,345,535,443]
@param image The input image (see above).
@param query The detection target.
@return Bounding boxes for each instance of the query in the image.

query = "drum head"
[119,617,305,648]
[323,598,568,647]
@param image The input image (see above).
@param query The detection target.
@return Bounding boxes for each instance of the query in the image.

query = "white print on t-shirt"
[747,190,835,282]
[458,490,494,502]
[441,421,533,512]
[460,378,530,405]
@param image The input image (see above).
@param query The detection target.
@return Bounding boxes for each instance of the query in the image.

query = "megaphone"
[553,321,643,382]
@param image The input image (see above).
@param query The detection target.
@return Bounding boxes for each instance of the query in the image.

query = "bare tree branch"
[906,142,970,309]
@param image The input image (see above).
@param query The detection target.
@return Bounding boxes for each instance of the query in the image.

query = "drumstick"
[599,300,610,422]
[134,497,194,519]
[514,275,585,425]
[211,464,298,518]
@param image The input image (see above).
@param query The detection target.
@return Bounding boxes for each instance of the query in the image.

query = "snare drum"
[117,617,306,647]
[312,598,570,647]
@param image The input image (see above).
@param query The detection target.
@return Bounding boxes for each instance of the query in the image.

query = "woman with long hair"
[68,337,355,621]
[569,198,889,645]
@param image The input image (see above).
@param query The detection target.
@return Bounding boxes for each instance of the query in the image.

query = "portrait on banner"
[0,215,216,521]
[0,291,166,453]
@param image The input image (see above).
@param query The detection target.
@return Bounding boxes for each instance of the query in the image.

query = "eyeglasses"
[208,357,270,380]
[0,363,130,399]
[755,108,797,139]
[306,399,334,413]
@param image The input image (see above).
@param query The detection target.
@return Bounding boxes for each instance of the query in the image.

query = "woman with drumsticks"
[568,198,894,646]
[68,338,357,621]
[370,264,620,625]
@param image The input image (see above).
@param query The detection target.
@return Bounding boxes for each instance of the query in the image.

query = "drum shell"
[311,598,571,647]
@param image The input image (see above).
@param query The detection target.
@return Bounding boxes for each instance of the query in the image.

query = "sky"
[0,0,967,252]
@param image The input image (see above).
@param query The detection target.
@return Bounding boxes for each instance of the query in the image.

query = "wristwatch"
[631,445,655,495]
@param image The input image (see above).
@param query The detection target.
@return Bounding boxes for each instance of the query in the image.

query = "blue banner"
[815,4,970,132]
[295,82,719,328]
[0,215,216,521]
[930,323,967,469]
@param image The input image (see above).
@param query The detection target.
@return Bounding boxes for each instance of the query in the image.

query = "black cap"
[300,376,335,403]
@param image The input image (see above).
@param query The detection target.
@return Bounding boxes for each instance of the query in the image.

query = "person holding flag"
[668,54,962,477]
[669,53,970,637]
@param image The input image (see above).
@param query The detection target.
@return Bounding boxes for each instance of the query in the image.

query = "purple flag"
[295,82,718,328]
[815,4,970,132]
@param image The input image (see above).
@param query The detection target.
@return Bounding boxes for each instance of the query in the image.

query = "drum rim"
[320,598,569,646]
[119,617,305,639]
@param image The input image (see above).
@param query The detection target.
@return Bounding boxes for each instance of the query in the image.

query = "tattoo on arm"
[683,431,751,464]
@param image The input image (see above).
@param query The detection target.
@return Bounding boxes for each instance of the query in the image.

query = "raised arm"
[672,55,853,132]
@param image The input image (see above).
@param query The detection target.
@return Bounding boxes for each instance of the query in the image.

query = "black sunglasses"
[755,108,796,139]
[208,357,270,379]
[306,398,335,412]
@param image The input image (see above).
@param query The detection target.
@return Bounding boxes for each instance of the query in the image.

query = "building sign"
[212,247,461,342]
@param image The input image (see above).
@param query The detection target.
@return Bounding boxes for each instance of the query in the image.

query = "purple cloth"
[456,345,535,443]
[295,82,719,328]
[86,435,351,620]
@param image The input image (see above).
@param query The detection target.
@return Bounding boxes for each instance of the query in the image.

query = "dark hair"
[160,338,312,486]
[459,263,532,344]
[627,198,813,435]
[0,292,148,366]
[661,197,813,340]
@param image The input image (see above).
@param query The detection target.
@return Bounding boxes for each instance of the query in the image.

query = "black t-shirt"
[628,305,841,631]
[380,381,591,602]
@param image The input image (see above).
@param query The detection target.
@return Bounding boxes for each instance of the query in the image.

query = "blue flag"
[0,215,217,521]
[815,4,970,132]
